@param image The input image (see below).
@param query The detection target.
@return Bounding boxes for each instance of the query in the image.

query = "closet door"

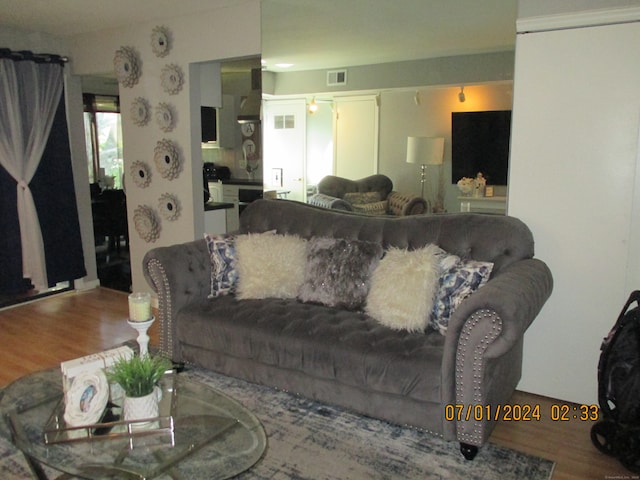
[334,95,379,180]
[508,20,640,403]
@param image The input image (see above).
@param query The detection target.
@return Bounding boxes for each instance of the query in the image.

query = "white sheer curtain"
[0,58,64,289]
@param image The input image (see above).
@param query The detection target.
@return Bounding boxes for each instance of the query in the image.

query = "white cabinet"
[204,209,226,234]
[200,63,222,107]
[218,95,239,149]
[458,196,507,214]
[223,184,240,232]
[222,183,263,232]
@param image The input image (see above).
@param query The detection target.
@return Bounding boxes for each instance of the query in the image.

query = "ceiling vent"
[327,69,347,86]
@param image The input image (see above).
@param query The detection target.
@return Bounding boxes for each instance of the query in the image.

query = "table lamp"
[406,136,445,199]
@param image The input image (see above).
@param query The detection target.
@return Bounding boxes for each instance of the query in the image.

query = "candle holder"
[127,317,155,357]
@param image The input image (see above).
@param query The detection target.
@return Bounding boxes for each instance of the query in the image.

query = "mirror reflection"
[261,0,516,214]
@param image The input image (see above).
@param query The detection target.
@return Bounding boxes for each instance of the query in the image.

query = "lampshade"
[406,136,444,165]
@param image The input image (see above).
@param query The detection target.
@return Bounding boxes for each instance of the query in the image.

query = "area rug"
[0,366,554,480]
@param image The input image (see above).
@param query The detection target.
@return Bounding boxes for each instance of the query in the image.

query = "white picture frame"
[63,370,109,427]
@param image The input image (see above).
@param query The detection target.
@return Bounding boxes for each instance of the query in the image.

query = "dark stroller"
[591,291,640,472]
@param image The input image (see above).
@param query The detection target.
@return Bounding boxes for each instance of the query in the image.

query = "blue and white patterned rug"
[0,367,554,479]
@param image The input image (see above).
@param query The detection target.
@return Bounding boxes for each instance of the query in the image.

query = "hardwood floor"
[0,288,631,479]
[0,288,159,386]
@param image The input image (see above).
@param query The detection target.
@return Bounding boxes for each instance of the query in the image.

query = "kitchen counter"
[204,201,234,211]
[221,178,263,187]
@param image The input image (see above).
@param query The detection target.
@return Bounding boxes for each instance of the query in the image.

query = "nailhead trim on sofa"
[455,309,502,445]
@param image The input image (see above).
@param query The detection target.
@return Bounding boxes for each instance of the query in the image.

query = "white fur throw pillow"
[235,232,307,300]
[365,244,441,332]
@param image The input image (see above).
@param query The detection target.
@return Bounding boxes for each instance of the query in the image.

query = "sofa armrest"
[307,193,353,211]
[143,239,211,361]
[440,258,553,444]
[387,191,429,215]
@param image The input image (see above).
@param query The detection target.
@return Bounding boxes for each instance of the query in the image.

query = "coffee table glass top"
[0,368,266,479]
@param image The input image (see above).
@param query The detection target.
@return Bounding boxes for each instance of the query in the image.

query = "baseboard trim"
[74,278,101,291]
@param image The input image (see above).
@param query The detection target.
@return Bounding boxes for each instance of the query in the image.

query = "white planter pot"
[123,389,159,430]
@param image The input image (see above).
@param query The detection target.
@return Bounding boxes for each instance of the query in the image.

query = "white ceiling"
[262,0,518,71]
[0,0,240,37]
[0,0,518,72]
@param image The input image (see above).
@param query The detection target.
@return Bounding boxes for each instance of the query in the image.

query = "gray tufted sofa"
[143,199,552,459]
[308,174,428,215]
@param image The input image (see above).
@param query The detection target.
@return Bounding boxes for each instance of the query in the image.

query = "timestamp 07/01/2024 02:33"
[444,403,600,423]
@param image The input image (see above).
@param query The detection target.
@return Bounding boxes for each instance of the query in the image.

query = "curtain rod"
[0,48,69,65]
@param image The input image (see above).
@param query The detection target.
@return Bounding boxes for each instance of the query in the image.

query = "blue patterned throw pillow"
[204,234,238,298]
[431,256,493,335]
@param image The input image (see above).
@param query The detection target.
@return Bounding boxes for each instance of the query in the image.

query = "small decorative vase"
[123,389,159,429]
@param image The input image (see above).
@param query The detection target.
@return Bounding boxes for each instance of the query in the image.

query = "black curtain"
[0,52,86,293]
[0,157,26,293]
[32,95,86,286]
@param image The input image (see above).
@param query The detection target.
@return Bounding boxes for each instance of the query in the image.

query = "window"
[274,114,295,129]
[83,94,123,189]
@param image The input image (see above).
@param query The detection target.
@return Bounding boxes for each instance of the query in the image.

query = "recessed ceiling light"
[275,63,294,69]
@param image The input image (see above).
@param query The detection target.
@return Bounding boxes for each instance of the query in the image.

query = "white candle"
[128,292,151,321]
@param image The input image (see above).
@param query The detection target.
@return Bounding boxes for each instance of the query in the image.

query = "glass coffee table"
[0,367,266,479]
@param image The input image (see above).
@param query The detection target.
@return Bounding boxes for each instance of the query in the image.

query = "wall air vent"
[327,69,347,86]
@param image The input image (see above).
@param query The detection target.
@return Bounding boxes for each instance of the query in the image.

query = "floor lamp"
[406,136,445,200]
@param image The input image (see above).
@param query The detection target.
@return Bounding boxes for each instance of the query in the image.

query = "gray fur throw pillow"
[298,237,383,310]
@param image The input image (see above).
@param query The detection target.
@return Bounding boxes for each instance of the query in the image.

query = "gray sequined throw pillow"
[298,237,383,310]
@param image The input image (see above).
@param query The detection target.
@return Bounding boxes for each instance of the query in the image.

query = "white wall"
[509,8,640,403]
[268,51,514,96]
[67,1,261,293]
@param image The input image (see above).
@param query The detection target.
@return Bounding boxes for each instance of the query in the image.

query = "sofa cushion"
[235,232,307,300]
[177,296,445,404]
[307,193,353,211]
[431,257,494,334]
[298,237,383,310]
[343,191,382,205]
[365,245,441,332]
[204,233,237,298]
[350,200,388,216]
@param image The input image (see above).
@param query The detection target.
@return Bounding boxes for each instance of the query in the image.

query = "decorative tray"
[43,370,177,446]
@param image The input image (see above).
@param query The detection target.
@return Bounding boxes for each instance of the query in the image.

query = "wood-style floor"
[0,288,630,479]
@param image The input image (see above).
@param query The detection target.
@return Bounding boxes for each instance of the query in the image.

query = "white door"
[306,103,334,190]
[508,21,640,403]
[334,95,379,179]
[263,99,307,201]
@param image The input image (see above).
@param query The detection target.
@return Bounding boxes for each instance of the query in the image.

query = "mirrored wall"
[261,0,517,213]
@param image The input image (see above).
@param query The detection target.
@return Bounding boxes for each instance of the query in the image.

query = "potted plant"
[107,354,172,426]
